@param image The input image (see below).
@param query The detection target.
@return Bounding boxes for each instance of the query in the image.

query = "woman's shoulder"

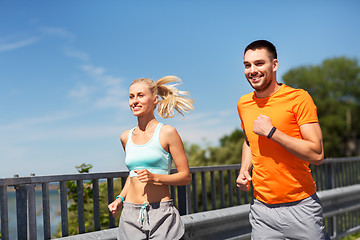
[160,124,179,136]
[120,129,131,138]
[120,129,131,147]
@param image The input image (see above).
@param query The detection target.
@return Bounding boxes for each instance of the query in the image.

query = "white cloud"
[37,27,128,110]
[81,64,105,76]
[68,84,94,100]
[162,110,240,146]
[41,27,75,41]
[0,37,38,52]
[0,111,122,144]
[0,26,79,55]
[69,64,128,109]
[0,26,75,53]
[94,77,128,109]
[180,123,234,145]
[65,49,90,61]
[95,94,127,109]
[17,125,122,142]
[0,111,73,131]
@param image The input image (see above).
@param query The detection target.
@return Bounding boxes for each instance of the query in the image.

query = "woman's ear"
[153,94,159,105]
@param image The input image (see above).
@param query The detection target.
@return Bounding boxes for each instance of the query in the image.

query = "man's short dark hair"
[244,40,277,60]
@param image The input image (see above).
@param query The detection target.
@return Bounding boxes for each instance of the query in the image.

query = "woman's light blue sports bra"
[125,123,173,177]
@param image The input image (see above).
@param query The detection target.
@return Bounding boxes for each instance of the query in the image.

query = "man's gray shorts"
[118,200,184,240]
[250,194,330,240]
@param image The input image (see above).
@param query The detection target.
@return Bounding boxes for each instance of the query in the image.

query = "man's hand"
[236,171,252,191]
[253,114,273,137]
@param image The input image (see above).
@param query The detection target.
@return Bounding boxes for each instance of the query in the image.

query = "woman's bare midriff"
[125,177,171,204]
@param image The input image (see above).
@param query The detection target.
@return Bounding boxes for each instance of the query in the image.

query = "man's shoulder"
[280,84,311,100]
[238,91,254,104]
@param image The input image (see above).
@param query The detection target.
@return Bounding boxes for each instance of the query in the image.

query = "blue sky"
[1,1,360,178]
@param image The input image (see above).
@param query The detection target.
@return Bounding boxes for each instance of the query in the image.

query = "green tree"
[54,163,115,237]
[207,129,244,166]
[184,130,246,210]
[183,142,208,167]
[184,129,244,167]
[282,57,360,157]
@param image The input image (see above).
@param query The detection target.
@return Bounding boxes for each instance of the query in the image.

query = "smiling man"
[236,40,330,239]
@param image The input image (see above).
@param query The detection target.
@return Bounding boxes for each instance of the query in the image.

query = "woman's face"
[128,82,158,117]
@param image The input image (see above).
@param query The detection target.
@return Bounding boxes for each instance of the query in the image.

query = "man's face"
[243,49,277,93]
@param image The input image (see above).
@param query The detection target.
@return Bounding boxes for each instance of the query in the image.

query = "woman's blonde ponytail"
[155,76,194,118]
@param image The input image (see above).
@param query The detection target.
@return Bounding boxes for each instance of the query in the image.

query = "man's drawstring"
[137,202,149,227]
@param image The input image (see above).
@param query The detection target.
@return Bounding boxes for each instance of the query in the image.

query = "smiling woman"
[129,76,194,118]
[108,75,194,240]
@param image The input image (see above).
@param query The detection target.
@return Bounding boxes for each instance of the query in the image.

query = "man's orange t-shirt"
[237,84,318,204]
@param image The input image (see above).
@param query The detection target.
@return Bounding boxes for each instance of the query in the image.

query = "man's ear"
[273,59,279,72]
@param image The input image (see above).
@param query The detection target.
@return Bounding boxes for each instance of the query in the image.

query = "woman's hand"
[135,169,156,183]
[108,198,123,218]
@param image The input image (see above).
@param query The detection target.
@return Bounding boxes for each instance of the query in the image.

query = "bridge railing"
[0,157,359,240]
[52,184,360,240]
[311,157,360,190]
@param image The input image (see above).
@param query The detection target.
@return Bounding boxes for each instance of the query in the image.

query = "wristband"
[267,127,276,139]
[115,195,125,202]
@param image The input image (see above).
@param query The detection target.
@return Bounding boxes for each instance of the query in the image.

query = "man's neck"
[255,81,281,98]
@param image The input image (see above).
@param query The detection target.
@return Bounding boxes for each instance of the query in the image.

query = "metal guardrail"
[0,171,188,240]
[0,157,360,239]
[311,157,360,191]
[52,184,360,240]
[319,184,360,239]
[0,172,130,240]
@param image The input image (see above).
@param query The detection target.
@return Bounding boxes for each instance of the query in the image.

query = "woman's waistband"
[123,199,174,209]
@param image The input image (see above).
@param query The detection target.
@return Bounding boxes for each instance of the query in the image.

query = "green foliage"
[341,231,360,240]
[282,57,360,157]
[183,142,208,166]
[209,129,244,165]
[219,129,244,147]
[184,129,244,167]
[53,163,119,237]
[184,130,247,211]
[67,164,94,209]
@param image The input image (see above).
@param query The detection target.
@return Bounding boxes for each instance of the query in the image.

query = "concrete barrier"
[54,184,360,240]
[182,204,251,240]
[54,204,251,240]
